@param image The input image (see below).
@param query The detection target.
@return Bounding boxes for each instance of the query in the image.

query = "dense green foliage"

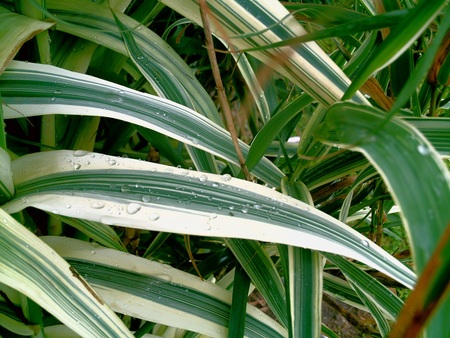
[0,0,449,337]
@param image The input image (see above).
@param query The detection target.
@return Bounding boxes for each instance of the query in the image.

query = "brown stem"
[199,0,251,181]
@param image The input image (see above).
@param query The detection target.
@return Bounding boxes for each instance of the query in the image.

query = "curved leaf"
[3,150,416,289]
[0,209,133,337]
[43,236,286,337]
[0,61,284,186]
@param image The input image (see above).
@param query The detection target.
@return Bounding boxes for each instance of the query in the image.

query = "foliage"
[0,0,449,337]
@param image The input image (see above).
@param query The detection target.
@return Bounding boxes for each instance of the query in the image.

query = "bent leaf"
[3,150,416,289]
[0,208,133,337]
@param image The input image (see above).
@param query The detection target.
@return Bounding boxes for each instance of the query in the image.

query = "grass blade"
[0,209,133,337]
[4,149,416,289]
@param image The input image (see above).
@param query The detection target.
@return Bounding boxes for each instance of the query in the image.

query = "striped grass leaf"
[350,281,391,337]
[0,61,284,186]
[3,149,416,290]
[43,236,286,337]
[224,238,287,327]
[111,10,219,173]
[323,272,365,311]
[320,102,450,337]
[0,6,53,72]
[241,8,409,52]
[323,253,403,322]
[45,0,221,125]
[39,0,222,172]
[279,245,322,337]
[280,179,322,337]
[0,147,14,204]
[160,0,369,106]
[404,117,450,156]
[320,102,450,273]
[0,209,133,337]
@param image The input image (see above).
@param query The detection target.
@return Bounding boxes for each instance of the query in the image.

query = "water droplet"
[109,159,117,166]
[91,202,105,209]
[51,209,60,214]
[121,186,131,193]
[212,182,219,188]
[417,144,430,155]
[53,89,62,94]
[209,213,217,220]
[127,203,141,215]
[90,250,96,255]
[305,206,311,211]
[361,240,370,247]
[50,97,56,101]
[241,207,248,214]
[118,90,125,96]
[65,204,72,209]
[141,195,151,203]
[73,163,81,170]
[198,174,208,182]
[253,204,262,210]
[148,213,160,221]
[221,174,232,182]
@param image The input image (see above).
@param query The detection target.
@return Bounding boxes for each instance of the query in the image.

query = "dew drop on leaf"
[417,144,430,155]
[148,213,160,221]
[221,174,232,182]
[91,202,105,209]
[127,203,141,215]
[73,163,81,170]
[74,150,89,157]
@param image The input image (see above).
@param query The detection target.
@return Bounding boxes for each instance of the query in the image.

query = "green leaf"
[0,148,14,204]
[321,102,450,273]
[228,262,250,338]
[4,149,416,289]
[240,9,409,53]
[0,61,284,186]
[160,0,369,105]
[389,4,450,114]
[0,209,133,337]
[246,93,313,172]
[281,179,321,337]
[342,0,447,100]
[44,236,286,337]
[225,238,287,327]
[0,6,54,73]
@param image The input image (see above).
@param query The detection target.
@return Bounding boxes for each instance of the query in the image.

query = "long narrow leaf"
[43,236,286,337]
[0,6,53,72]
[0,61,284,186]
[3,149,416,289]
[160,0,369,106]
[0,209,133,337]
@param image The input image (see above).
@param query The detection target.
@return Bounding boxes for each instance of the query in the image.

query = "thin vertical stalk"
[199,0,251,181]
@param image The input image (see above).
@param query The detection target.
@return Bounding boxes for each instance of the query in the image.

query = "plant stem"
[199,0,251,181]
